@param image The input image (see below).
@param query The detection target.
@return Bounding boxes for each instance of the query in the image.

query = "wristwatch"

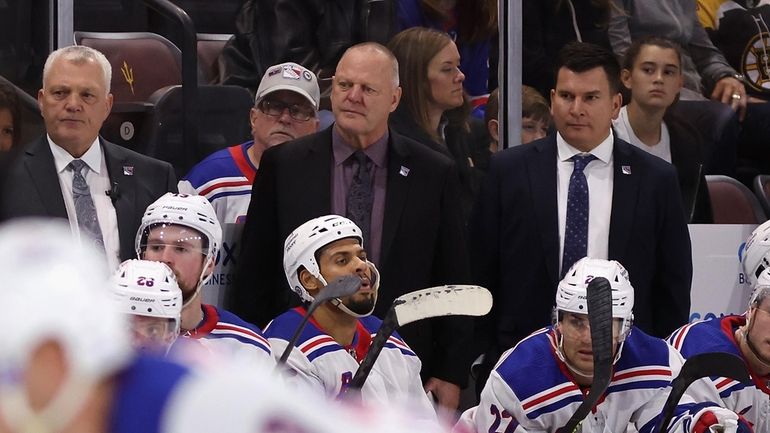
[731,73,746,83]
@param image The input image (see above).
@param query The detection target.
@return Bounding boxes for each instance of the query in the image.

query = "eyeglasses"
[259,100,315,122]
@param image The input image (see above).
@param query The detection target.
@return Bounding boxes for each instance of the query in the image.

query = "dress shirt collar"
[332,125,388,167]
[556,129,614,164]
[48,135,103,174]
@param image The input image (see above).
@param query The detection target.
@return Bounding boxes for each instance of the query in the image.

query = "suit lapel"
[303,130,333,214]
[102,139,137,258]
[608,139,639,258]
[381,133,411,263]
[528,136,560,284]
[25,137,68,218]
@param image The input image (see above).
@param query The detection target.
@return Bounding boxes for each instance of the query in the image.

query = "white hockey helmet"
[0,218,131,431]
[556,257,635,341]
[136,193,222,287]
[742,220,770,285]
[111,259,182,331]
[748,268,770,308]
[283,215,379,317]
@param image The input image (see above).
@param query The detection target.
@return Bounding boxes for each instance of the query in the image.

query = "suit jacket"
[470,134,693,364]
[230,127,472,385]
[665,112,713,224]
[1,136,177,261]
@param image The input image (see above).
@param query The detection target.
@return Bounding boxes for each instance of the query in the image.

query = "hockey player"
[264,215,435,420]
[111,259,183,354]
[0,219,191,433]
[459,257,749,433]
[136,193,273,367]
[666,221,770,432]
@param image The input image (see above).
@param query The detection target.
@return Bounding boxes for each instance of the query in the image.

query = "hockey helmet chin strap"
[553,318,630,380]
[323,262,380,319]
[742,308,770,371]
[181,254,216,309]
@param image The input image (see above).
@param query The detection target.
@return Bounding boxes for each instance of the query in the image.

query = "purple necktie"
[561,154,597,277]
[346,151,373,246]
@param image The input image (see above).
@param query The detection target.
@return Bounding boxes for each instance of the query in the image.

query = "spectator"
[459,258,747,433]
[614,36,713,223]
[523,0,614,99]
[179,62,320,225]
[0,80,20,151]
[609,0,744,176]
[219,0,396,101]
[470,42,692,395]
[231,42,471,411]
[137,193,274,369]
[388,26,485,221]
[485,86,552,153]
[265,215,435,420]
[1,45,176,270]
[397,0,498,117]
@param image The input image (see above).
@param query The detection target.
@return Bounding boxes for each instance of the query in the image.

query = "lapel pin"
[123,165,134,176]
[399,166,410,177]
[621,165,631,175]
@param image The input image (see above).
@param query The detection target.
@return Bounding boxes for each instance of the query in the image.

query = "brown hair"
[622,35,683,71]
[0,82,21,148]
[419,0,498,43]
[522,85,551,124]
[485,87,499,125]
[388,27,457,141]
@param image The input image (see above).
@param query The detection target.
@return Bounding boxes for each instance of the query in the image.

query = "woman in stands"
[387,27,485,222]
[613,36,713,223]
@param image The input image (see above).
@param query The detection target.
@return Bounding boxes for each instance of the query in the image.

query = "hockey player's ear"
[299,268,322,293]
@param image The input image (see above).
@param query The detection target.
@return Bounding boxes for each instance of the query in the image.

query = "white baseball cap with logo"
[255,62,320,110]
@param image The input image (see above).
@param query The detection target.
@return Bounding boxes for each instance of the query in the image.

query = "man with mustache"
[136,193,273,368]
[265,215,435,419]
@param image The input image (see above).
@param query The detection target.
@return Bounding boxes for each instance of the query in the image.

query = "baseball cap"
[255,62,320,110]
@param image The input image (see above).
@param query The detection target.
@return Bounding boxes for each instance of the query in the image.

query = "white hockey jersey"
[669,315,769,432]
[462,326,724,433]
[264,307,436,420]
[177,304,274,369]
[178,141,256,225]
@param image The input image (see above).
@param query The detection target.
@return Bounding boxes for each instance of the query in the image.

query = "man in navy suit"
[231,42,471,410]
[1,45,175,270]
[470,42,692,390]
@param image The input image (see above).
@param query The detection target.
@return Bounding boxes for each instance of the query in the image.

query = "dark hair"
[622,35,683,71]
[521,85,551,124]
[0,82,21,148]
[420,0,497,43]
[555,42,621,94]
[484,88,499,125]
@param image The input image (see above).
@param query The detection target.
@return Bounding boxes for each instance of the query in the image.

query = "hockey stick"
[344,284,493,392]
[276,274,362,367]
[559,276,614,433]
[655,352,749,433]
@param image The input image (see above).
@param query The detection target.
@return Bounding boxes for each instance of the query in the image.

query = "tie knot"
[69,159,87,174]
[571,154,596,172]
[353,150,369,165]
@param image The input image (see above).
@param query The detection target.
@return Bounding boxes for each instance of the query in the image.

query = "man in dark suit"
[470,42,693,390]
[231,42,471,410]
[1,45,176,270]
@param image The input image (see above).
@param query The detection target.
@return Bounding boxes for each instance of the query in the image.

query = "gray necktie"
[69,159,105,253]
[346,151,373,247]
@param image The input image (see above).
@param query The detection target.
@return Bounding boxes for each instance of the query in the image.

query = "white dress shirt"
[556,131,614,274]
[49,136,120,270]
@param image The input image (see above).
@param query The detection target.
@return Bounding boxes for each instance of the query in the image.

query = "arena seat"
[197,33,232,84]
[706,175,767,224]
[753,175,770,218]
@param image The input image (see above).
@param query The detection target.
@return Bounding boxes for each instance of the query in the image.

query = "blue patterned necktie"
[346,151,373,247]
[69,159,105,254]
[561,154,597,277]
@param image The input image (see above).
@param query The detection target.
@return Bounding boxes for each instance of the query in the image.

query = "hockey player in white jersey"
[0,219,192,433]
[264,215,435,420]
[667,221,770,432]
[459,258,748,433]
[111,259,183,354]
[136,193,274,368]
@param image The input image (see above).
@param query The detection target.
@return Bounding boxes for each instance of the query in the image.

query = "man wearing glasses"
[179,62,320,225]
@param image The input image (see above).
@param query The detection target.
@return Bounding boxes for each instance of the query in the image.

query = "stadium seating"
[706,175,767,224]
[753,175,770,218]
[197,33,232,84]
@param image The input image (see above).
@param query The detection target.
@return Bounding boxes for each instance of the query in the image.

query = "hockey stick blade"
[560,276,614,433]
[276,274,361,367]
[655,352,749,433]
[345,285,492,391]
